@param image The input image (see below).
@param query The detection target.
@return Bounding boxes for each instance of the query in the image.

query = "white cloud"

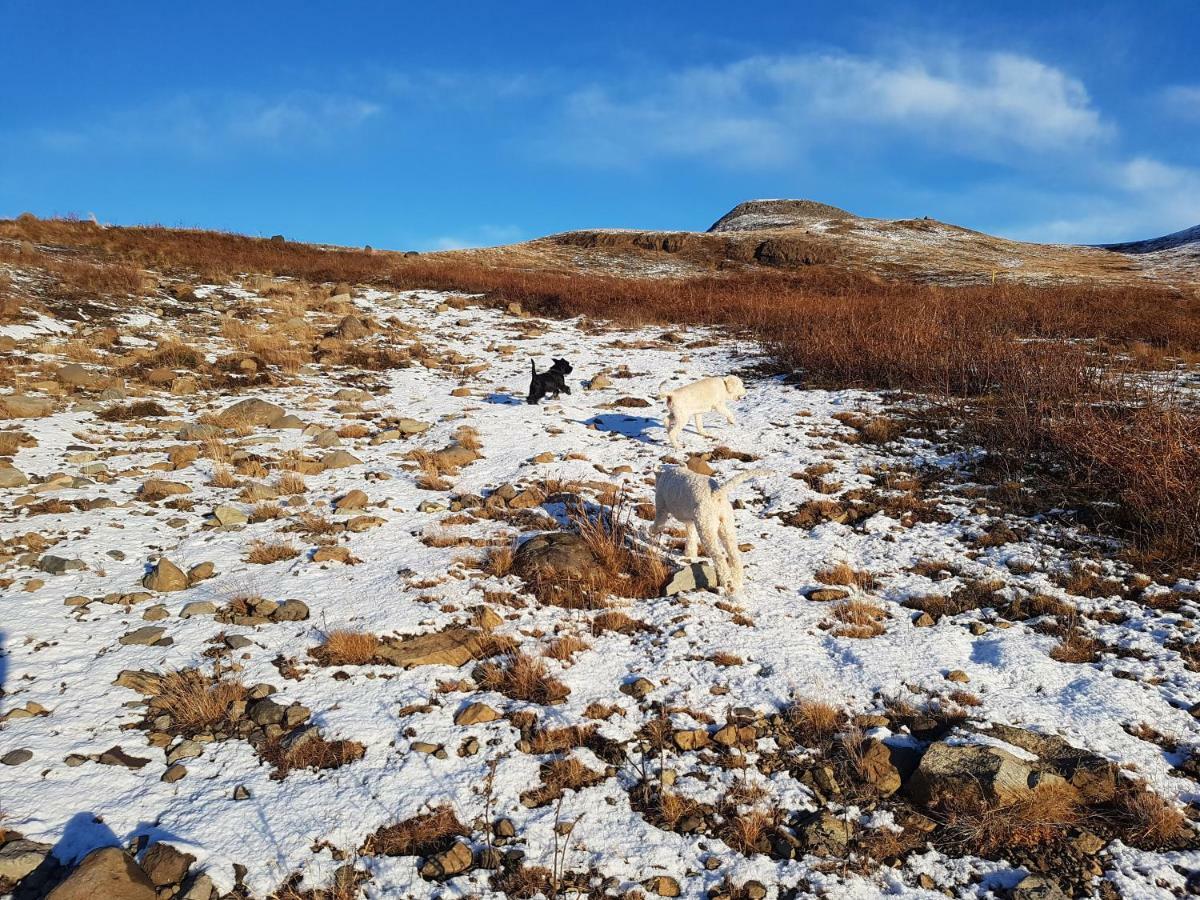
[1160,84,1200,119]
[416,224,526,251]
[33,91,381,155]
[546,50,1108,168]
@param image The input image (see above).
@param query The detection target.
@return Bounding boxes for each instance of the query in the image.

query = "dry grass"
[828,599,888,638]
[246,540,300,565]
[361,806,468,857]
[478,652,570,705]
[260,733,366,779]
[97,400,169,421]
[519,756,606,807]
[1112,781,1193,846]
[814,562,878,590]
[784,699,846,749]
[209,465,238,488]
[709,651,743,667]
[543,634,590,663]
[275,472,307,495]
[152,668,246,732]
[313,630,381,666]
[938,781,1082,855]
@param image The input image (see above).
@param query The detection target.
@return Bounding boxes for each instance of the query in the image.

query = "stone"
[1012,875,1069,900]
[140,843,195,887]
[644,875,681,897]
[312,428,342,448]
[114,670,163,694]
[143,558,188,592]
[394,418,431,435]
[1,395,54,418]
[945,669,970,683]
[1,748,33,765]
[673,728,710,751]
[333,316,369,339]
[274,599,310,621]
[38,555,85,575]
[912,611,935,627]
[272,414,305,430]
[215,398,285,428]
[165,740,204,765]
[620,677,655,699]
[419,840,473,880]
[321,450,362,470]
[471,606,504,632]
[119,626,167,646]
[0,464,28,488]
[663,562,718,595]
[454,702,501,726]
[142,605,169,621]
[377,627,484,668]
[857,738,903,796]
[140,478,191,498]
[162,763,188,783]
[587,374,612,390]
[97,746,151,769]
[513,532,602,584]
[334,489,368,511]
[0,838,53,885]
[233,785,251,800]
[906,740,1072,807]
[180,873,215,900]
[248,699,287,726]
[807,587,849,602]
[186,562,215,585]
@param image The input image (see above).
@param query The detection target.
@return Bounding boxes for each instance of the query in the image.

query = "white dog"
[650,465,768,594]
[659,375,747,449]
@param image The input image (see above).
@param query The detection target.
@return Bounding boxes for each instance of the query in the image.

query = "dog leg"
[697,518,729,589]
[717,401,737,426]
[684,522,699,560]
[694,412,709,437]
[718,513,744,594]
[666,413,683,449]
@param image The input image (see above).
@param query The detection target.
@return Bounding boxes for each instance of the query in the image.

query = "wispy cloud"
[32,91,381,156]
[1160,84,1200,120]
[413,224,526,251]
[543,50,1108,168]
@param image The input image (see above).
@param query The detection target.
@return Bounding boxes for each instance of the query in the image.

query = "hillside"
[449,199,1200,292]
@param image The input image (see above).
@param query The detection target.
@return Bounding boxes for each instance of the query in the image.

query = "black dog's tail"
[531,359,537,375]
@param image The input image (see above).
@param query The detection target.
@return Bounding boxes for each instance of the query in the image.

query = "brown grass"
[313,630,381,666]
[519,756,606,807]
[1112,781,1192,846]
[814,563,877,590]
[829,599,888,638]
[543,634,590,662]
[937,781,1082,855]
[361,806,467,857]
[152,669,246,732]
[275,472,307,495]
[260,733,366,778]
[478,652,570,705]
[785,699,846,749]
[246,540,300,564]
[97,400,169,421]
[209,465,238,488]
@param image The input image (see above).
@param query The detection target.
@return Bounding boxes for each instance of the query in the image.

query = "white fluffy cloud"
[549,50,1108,167]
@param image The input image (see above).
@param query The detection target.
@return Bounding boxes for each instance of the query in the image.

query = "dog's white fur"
[659,375,747,449]
[650,465,768,594]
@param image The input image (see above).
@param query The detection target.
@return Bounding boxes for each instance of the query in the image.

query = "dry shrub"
[275,472,307,495]
[721,808,775,856]
[209,465,238,488]
[590,610,648,636]
[313,630,381,666]
[1112,781,1192,846]
[937,782,1081,855]
[785,699,846,749]
[0,432,25,456]
[478,652,570,705]
[97,400,169,421]
[362,806,467,857]
[246,540,300,564]
[520,756,606,807]
[709,651,743,667]
[250,502,287,522]
[527,723,598,754]
[829,599,887,638]
[1049,618,1103,664]
[260,733,366,778]
[485,545,515,578]
[296,511,338,536]
[153,669,246,732]
[543,634,590,662]
[815,563,877,590]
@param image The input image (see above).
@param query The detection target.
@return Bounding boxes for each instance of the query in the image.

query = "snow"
[0,287,1197,897]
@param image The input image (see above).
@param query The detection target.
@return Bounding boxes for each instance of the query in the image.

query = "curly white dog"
[659,375,747,449]
[650,465,768,594]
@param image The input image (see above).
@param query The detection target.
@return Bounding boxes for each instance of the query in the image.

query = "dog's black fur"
[527,358,573,404]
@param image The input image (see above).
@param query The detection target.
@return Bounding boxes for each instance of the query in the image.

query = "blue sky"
[2,1,1197,249]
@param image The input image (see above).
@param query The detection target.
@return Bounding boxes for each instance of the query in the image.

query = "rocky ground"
[0,262,1199,899]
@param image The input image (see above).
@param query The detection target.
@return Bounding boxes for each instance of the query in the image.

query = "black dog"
[527,358,573,404]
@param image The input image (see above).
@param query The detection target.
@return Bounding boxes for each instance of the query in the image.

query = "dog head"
[550,358,574,374]
[723,375,747,400]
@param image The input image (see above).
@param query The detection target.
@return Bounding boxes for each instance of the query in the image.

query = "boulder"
[140,843,195,888]
[46,847,155,900]
[0,464,29,488]
[663,562,717,595]
[1,395,54,418]
[377,627,484,668]
[118,626,167,647]
[906,739,1073,807]
[394,418,431,435]
[419,840,473,880]
[215,398,285,428]
[143,558,188,592]
[0,838,53,885]
[321,450,362,470]
[454,702,501,726]
[513,532,602,583]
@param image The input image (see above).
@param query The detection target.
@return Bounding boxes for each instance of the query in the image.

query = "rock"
[140,478,191,498]
[186,562,215,584]
[1012,875,1069,900]
[119,626,168,646]
[140,843,195,887]
[215,398,286,428]
[180,873,215,900]
[857,739,904,796]
[248,699,287,726]
[377,627,484,668]
[663,562,717,595]
[232,785,251,800]
[454,702,501,726]
[274,599,310,621]
[165,740,204,765]
[142,558,188,592]
[346,514,384,532]
[312,428,341,448]
[802,811,854,852]
[97,746,151,769]
[209,505,247,527]
[114,670,164,694]
[162,763,188,783]
[945,669,970,683]
[321,450,362,470]
[394,418,431,435]
[620,677,655,699]
[333,316,369,339]
[587,374,612,390]
[907,740,1072,807]
[419,840,473,880]
[141,604,168,621]
[272,414,305,430]
[0,838,53,885]
[912,611,935,627]
[644,875,681,897]
[334,489,368,511]
[513,532,602,583]
[1,748,33,765]
[472,606,504,631]
[0,464,29,488]
[38,555,85,575]
[673,728,710,751]
[1,395,54,418]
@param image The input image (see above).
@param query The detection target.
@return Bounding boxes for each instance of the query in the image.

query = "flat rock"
[119,625,167,646]
[0,838,53,885]
[140,843,195,887]
[1,395,54,418]
[215,398,286,428]
[394,417,431,435]
[45,847,155,900]
[663,562,718,595]
[1,748,33,765]
[454,701,501,726]
[0,464,29,488]
[377,627,484,668]
[321,450,362,470]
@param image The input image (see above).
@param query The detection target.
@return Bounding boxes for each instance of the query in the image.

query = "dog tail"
[658,379,672,399]
[714,468,771,501]
[531,359,537,375]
